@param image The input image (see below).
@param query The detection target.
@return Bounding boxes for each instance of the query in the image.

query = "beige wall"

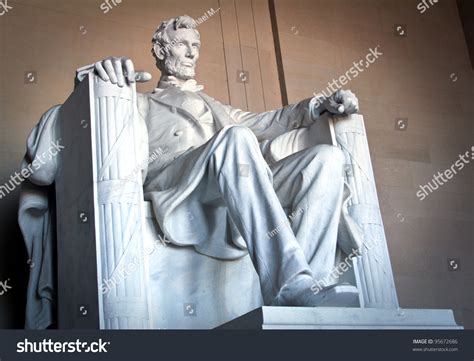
[275,0,474,327]
[0,0,472,328]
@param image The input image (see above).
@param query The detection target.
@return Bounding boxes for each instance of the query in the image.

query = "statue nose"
[187,48,198,59]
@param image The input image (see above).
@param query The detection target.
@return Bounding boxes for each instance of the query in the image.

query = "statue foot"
[270,275,359,307]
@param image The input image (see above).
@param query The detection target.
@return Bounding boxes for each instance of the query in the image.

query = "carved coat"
[138,80,361,260]
[138,82,319,259]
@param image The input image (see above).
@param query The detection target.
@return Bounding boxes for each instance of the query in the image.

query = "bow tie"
[156,76,204,93]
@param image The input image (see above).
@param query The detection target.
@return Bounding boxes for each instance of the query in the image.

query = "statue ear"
[153,43,166,61]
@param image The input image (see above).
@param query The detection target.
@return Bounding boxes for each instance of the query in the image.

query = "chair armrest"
[266,113,336,162]
[56,72,151,329]
[330,112,399,309]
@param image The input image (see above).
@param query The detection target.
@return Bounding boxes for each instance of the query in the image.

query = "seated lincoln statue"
[94,14,362,307]
[20,15,370,328]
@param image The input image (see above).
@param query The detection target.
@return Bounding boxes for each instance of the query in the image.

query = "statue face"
[163,28,201,80]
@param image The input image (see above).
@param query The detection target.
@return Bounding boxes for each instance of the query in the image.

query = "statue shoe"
[270,275,359,307]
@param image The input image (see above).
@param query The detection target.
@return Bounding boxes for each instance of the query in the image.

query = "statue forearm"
[309,96,329,120]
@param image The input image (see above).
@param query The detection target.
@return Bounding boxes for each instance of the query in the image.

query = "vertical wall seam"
[233,0,249,110]
[268,0,288,106]
[217,0,232,104]
[250,0,267,110]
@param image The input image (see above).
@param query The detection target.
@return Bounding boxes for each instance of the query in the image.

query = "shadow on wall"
[457,0,474,68]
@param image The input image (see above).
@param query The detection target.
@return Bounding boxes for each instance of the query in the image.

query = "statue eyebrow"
[177,39,201,46]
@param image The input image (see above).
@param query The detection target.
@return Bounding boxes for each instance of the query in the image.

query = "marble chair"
[54,73,459,330]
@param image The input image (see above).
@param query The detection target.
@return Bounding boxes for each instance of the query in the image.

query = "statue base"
[217,306,462,329]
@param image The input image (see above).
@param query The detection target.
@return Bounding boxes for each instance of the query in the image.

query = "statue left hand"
[323,89,359,115]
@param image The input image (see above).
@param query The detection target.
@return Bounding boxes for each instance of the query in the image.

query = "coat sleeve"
[219,97,319,141]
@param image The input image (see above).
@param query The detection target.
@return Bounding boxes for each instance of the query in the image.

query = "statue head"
[151,15,201,80]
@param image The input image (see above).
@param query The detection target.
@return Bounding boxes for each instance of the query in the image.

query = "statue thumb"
[135,71,152,83]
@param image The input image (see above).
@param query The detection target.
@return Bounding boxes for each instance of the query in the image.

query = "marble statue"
[23,14,462,330]
[18,14,366,329]
[80,14,364,308]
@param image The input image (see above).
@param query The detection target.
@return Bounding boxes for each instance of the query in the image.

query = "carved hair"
[151,15,199,70]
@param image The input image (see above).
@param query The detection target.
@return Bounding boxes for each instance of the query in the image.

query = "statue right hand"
[94,56,152,87]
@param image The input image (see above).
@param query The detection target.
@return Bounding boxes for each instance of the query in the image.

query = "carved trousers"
[205,125,345,303]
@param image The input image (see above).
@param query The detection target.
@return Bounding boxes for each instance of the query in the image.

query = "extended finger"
[113,58,125,87]
[124,58,135,84]
[95,61,109,81]
[103,59,118,84]
[135,71,152,83]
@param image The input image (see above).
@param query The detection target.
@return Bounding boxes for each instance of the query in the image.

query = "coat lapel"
[197,92,235,130]
[149,86,235,132]
[149,86,202,129]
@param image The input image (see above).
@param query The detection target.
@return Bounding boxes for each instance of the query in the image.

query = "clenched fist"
[323,89,359,115]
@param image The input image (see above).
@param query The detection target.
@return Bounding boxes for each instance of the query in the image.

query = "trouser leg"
[208,125,313,304]
[270,144,345,281]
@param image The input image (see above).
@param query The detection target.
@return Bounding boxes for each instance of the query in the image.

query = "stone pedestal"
[218,306,462,330]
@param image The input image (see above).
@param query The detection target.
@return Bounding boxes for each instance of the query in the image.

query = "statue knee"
[310,145,345,172]
[316,145,344,161]
[221,125,258,146]
[211,126,260,173]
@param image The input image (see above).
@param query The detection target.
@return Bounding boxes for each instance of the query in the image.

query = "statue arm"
[220,89,359,141]
[221,97,320,141]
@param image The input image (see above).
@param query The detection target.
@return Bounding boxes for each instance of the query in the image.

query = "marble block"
[218,306,463,330]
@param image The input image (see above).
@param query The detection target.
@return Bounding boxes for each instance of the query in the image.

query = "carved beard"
[163,56,195,80]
